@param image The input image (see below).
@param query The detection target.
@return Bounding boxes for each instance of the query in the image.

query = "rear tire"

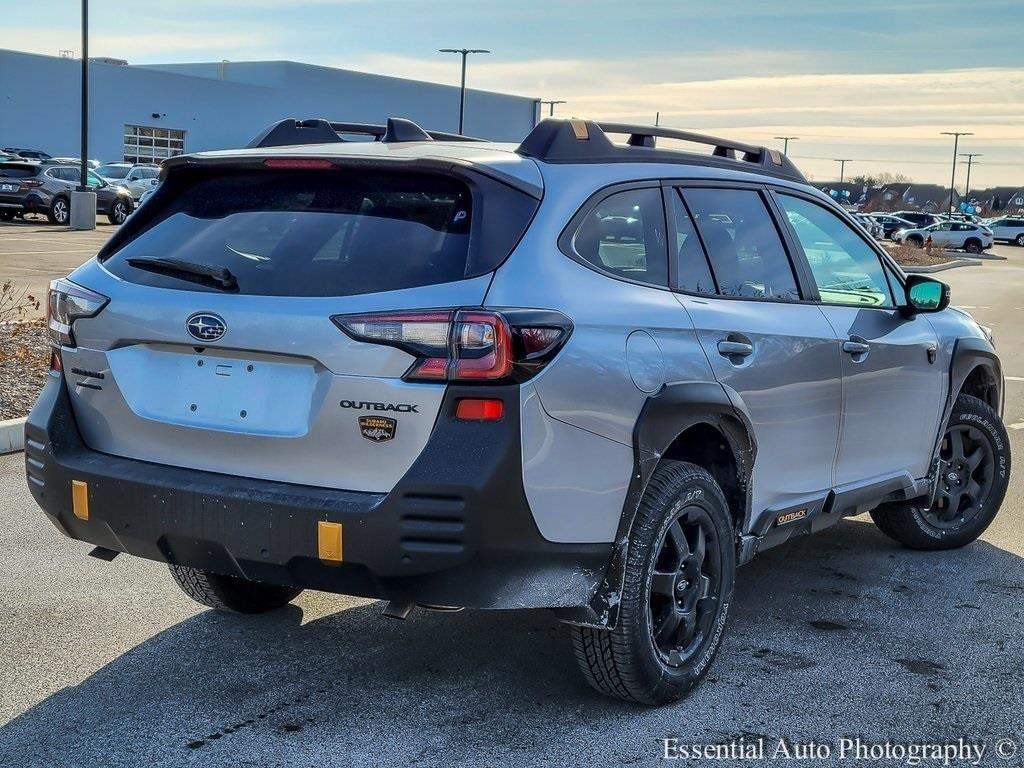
[870,394,1009,550]
[169,565,302,613]
[963,239,982,254]
[48,196,70,226]
[569,461,735,705]
[1015,234,1024,247]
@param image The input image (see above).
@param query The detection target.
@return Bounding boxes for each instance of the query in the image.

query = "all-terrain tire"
[169,565,302,613]
[870,394,1010,550]
[569,461,735,705]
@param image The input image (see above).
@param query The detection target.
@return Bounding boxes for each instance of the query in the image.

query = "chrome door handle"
[717,340,754,358]
[842,340,870,355]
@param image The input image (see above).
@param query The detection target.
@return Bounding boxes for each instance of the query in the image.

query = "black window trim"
[662,178,818,305]
[766,185,909,310]
[557,179,673,292]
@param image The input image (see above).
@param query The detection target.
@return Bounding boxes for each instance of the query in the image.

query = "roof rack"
[516,119,805,182]
[247,117,485,149]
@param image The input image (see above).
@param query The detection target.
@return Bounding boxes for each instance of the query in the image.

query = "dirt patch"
[883,242,958,267]
[0,319,50,420]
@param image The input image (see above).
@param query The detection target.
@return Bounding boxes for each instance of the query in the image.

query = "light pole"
[941,131,973,213]
[71,0,96,230]
[438,48,490,135]
[959,152,982,200]
[834,159,852,184]
[540,100,566,118]
[774,136,799,154]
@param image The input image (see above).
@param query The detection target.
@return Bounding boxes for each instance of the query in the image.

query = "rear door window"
[103,170,492,297]
[667,189,716,294]
[572,187,668,287]
[681,187,800,300]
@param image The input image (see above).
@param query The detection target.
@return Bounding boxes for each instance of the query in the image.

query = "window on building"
[123,125,185,164]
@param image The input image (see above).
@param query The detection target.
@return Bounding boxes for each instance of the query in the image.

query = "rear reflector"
[263,158,334,169]
[317,521,344,564]
[456,398,504,421]
[71,480,89,521]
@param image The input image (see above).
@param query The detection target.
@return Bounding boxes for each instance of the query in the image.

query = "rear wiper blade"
[126,257,238,290]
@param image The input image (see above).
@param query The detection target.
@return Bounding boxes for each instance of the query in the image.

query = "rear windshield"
[103,170,483,297]
[97,165,130,179]
[0,164,39,179]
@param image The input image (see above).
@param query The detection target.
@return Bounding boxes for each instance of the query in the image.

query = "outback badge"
[359,415,397,443]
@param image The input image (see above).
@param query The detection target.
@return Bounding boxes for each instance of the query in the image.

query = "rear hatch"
[0,163,39,205]
[60,156,539,492]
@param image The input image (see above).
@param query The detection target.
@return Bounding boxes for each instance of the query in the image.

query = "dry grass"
[883,242,958,267]
[0,318,50,420]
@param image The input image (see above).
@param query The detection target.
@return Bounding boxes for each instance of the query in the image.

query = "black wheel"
[107,198,131,225]
[1015,234,1024,247]
[169,564,302,613]
[48,196,70,225]
[871,394,1010,550]
[0,210,14,222]
[963,239,982,254]
[570,461,735,705]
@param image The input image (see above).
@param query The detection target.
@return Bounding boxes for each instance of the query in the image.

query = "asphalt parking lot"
[1,235,1022,766]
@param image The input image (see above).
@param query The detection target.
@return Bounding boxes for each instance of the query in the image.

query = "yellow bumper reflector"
[71,480,90,521]
[318,521,343,564]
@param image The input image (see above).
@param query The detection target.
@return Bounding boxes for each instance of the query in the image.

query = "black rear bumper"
[25,375,609,609]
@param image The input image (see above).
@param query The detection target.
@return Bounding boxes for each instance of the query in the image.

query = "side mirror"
[904,274,950,314]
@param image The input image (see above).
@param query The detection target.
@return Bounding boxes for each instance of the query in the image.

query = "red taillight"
[456,398,504,421]
[332,309,570,383]
[263,158,334,169]
[21,180,44,188]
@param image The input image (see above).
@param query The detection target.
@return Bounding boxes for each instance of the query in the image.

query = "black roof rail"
[247,117,485,149]
[516,119,805,182]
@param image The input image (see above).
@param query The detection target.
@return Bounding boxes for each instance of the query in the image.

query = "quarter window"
[682,188,800,300]
[777,194,893,308]
[572,188,668,287]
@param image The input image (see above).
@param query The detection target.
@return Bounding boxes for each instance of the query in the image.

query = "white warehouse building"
[0,49,541,163]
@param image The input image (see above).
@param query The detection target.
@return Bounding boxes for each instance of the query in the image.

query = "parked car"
[25,117,1009,705]
[0,160,134,224]
[853,213,884,239]
[2,147,51,161]
[987,216,1024,246]
[95,162,160,201]
[869,213,918,240]
[891,210,940,228]
[892,221,994,253]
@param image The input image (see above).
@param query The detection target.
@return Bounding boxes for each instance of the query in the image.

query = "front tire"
[870,394,1010,550]
[963,239,982,254]
[107,198,130,225]
[169,565,302,613]
[570,461,735,705]
[1015,234,1024,247]
[48,196,70,225]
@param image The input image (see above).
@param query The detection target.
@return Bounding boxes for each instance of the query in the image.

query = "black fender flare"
[559,381,756,629]
[930,337,1003,466]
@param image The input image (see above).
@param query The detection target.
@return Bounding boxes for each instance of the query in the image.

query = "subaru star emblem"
[186,312,227,342]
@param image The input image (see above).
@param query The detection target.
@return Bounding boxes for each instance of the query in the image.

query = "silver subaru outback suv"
[26,117,1009,704]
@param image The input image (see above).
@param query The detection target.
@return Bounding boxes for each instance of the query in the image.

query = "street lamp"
[540,100,566,118]
[941,131,973,213]
[438,48,490,135]
[774,136,799,154]
[72,0,96,230]
[834,159,852,184]
[959,152,982,200]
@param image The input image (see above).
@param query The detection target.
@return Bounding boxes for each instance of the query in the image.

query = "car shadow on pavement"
[2,517,1023,767]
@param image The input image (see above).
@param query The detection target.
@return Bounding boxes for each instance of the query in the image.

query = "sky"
[7,0,1024,187]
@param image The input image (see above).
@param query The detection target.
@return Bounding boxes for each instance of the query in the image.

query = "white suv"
[988,216,1024,246]
[893,221,994,253]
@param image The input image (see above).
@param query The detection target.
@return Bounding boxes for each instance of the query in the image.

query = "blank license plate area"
[109,346,318,437]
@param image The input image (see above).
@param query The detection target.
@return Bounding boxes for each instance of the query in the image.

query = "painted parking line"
[1005,376,1024,382]
[1008,423,1024,431]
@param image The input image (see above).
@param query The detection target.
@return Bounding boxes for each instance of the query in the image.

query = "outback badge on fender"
[359,415,397,442]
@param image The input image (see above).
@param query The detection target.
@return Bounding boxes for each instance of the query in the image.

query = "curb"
[903,260,981,274]
[0,417,26,455]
